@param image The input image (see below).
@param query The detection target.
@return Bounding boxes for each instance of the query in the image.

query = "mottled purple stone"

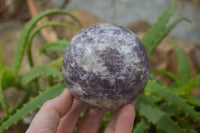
[62,23,150,111]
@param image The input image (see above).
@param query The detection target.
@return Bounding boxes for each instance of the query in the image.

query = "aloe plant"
[0,2,199,133]
[0,10,82,132]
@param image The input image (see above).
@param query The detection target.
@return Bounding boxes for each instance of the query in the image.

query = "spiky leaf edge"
[135,95,185,133]
[142,2,176,53]
[170,41,191,85]
[0,71,9,116]
[0,83,66,132]
[145,80,200,125]
[148,17,190,54]
[133,119,149,133]
[151,68,183,87]
[40,40,68,53]
[11,9,81,76]
[21,65,63,86]
[27,22,75,67]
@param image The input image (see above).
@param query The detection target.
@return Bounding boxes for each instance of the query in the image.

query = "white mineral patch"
[125,36,136,45]
[66,77,85,95]
[97,43,115,51]
[80,97,129,110]
[80,98,100,107]
[120,45,132,54]
[99,23,115,30]
[118,76,125,80]
[109,78,116,85]
[76,51,107,74]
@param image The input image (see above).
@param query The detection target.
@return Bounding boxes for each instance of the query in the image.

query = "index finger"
[105,103,135,133]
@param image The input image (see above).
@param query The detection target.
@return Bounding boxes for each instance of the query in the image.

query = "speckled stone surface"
[63,23,150,111]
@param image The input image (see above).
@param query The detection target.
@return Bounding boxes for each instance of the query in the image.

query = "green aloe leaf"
[148,17,190,54]
[102,111,114,131]
[0,43,5,71]
[142,2,176,54]
[184,74,200,94]
[133,119,149,133]
[0,83,66,132]
[170,41,191,84]
[1,68,15,90]
[27,22,73,67]
[0,87,33,125]
[42,45,66,53]
[49,57,63,69]
[161,103,179,115]
[21,65,63,86]
[0,70,9,116]
[40,39,69,53]
[151,68,183,87]
[186,96,200,107]
[135,95,185,133]
[11,9,81,76]
[145,80,200,125]
[149,74,165,86]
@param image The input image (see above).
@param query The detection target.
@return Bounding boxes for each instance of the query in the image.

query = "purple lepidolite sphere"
[62,23,150,111]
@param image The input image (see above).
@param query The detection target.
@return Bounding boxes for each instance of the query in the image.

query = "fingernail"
[132,101,136,106]
[61,89,70,96]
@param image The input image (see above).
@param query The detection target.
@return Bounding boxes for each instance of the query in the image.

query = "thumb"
[26,89,73,133]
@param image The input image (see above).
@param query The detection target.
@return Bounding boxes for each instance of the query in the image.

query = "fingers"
[57,99,84,133]
[26,89,73,133]
[77,109,105,133]
[105,104,135,133]
[114,104,135,133]
[104,109,120,133]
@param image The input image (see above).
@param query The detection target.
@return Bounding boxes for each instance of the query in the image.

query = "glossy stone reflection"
[63,23,150,111]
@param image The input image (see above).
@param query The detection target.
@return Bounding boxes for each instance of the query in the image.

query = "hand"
[26,89,136,133]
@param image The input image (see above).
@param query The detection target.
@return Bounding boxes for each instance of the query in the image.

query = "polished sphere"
[63,23,150,111]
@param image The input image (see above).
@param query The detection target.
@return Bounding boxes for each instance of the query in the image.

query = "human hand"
[26,89,135,133]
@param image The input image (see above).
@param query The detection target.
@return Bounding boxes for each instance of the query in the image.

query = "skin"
[26,89,136,133]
